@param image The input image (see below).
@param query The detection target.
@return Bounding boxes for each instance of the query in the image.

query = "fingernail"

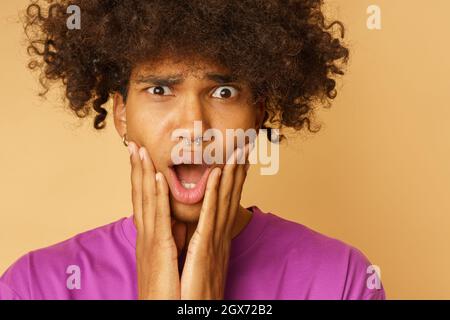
[139,147,146,161]
[127,142,134,156]
[155,172,161,182]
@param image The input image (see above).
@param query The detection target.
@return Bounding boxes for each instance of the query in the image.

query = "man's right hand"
[127,141,186,300]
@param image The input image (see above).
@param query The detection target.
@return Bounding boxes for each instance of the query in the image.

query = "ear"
[113,92,127,139]
[255,97,266,132]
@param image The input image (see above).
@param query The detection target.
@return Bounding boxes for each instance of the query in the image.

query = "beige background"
[1,0,450,299]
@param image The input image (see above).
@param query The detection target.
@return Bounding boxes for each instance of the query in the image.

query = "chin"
[170,196,202,223]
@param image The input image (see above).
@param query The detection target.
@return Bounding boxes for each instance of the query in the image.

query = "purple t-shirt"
[0,206,385,300]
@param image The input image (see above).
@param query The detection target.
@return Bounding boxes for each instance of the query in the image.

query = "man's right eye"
[146,86,173,96]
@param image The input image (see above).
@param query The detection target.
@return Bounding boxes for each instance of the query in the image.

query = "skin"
[112,56,265,299]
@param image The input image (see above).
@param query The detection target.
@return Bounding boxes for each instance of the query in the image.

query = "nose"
[174,93,212,143]
[170,94,214,165]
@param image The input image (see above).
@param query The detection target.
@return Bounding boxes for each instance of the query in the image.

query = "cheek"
[212,107,257,131]
[128,95,173,137]
[127,109,173,168]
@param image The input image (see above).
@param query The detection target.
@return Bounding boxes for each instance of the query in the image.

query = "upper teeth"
[181,181,196,189]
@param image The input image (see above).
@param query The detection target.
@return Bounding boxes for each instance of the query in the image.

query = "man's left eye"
[211,86,239,99]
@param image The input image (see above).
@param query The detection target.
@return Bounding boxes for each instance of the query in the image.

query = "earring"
[122,133,129,147]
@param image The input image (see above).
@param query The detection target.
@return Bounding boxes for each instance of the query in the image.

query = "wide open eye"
[146,86,173,96]
[211,86,239,99]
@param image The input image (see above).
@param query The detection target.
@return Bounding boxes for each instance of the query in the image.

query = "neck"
[183,205,252,246]
[132,205,253,252]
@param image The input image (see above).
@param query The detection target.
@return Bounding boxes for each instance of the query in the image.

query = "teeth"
[181,181,197,189]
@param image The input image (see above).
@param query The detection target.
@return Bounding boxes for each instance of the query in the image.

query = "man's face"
[115,57,263,223]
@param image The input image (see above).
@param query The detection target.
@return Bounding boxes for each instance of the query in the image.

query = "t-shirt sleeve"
[341,246,386,300]
[0,253,32,300]
[0,282,23,300]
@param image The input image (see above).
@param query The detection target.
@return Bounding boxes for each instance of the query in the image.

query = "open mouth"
[167,163,213,205]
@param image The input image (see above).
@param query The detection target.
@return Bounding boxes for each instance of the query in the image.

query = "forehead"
[131,55,230,80]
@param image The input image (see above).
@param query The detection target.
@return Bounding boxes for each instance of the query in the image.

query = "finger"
[215,146,242,235]
[226,143,251,236]
[196,167,222,241]
[128,141,144,241]
[139,146,157,236]
[154,172,173,241]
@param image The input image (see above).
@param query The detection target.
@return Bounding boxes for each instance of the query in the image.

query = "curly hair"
[22,0,349,142]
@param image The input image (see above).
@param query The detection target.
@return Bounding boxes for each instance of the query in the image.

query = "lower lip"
[167,165,212,205]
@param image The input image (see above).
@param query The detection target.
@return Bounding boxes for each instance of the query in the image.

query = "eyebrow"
[133,74,183,86]
[133,72,238,86]
[206,73,237,84]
